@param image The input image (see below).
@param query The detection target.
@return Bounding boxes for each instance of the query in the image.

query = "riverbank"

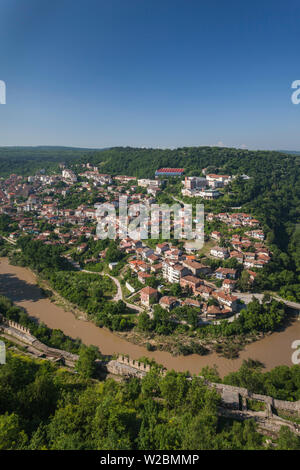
[0,257,299,377]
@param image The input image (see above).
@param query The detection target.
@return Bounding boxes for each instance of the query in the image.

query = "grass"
[247,399,266,412]
[197,239,216,257]
[277,411,300,425]
[83,262,104,272]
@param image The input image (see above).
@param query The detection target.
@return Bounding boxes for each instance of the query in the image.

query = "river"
[1,257,299,377]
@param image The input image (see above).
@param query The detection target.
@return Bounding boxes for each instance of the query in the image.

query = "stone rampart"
[116,355,151,372]
[1,315,299,414]
[0,319,35,345]
[7,320,31,335]
[202,379,300,414]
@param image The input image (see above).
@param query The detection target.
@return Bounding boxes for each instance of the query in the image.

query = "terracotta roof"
[159,296,178,305]
[156,168,184,173]
[181,275,202,284]
[140,286,157,295]
[215,267,237,274]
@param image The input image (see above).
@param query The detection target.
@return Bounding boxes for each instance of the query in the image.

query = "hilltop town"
[0,162,282,358]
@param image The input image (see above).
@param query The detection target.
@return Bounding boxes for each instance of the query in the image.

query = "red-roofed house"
[140,287,158,307]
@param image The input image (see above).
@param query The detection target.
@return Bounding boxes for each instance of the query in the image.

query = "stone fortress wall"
[117,355,151,372]
[0,316,35,345]
[1,316,299,416]
[7,320,31,336]
[0,316,78,366]
[206,381,300,413]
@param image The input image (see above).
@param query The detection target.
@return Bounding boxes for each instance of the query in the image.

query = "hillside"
[0,146,101,176]
[72,146,300,178]
[74,146,300,250]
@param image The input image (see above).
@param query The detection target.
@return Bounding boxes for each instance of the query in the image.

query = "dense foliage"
[13,237,69,272]
[0,214,17,235]
[138,297,287,340]
[0,146,97,176]
[47,271,115,314]
[223,359,300,402]
[47,270,134,331]
[0,352,299,450]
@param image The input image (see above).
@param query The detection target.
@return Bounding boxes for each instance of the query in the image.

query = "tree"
[0,413,27,450]
[105,241,123,263]
[200,365,221,383]
[170,283,182,297]
[239,270,251,292]
[277,426,300,450]
[138,312,152,331]
[159,371,189,409]
[181,409,218,450]
[75,346,98,378]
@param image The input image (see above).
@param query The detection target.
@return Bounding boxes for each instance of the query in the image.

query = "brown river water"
[0,257,299,377]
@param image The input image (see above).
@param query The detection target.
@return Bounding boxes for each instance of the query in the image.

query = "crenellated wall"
[7,320,31,336]
[1,314,299,415]
[201,380,300,414]
[0,317,35,344]
[117,355,151,372]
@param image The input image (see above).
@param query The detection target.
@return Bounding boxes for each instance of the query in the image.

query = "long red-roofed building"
[155,168,184,177]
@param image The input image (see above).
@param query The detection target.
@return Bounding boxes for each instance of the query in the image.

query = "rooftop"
[155,168,184,173]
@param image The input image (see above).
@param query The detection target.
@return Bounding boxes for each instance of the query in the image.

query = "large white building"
[210,246,229,259]
[162,260,190,283]
[206,174,231,188]
[62,169,77,183]
[138,179,162,188]
[181,176,208,197]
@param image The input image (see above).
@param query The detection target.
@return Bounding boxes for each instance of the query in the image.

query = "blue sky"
[0,0,300,150]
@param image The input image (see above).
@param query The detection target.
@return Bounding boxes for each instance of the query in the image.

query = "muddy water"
[1,257,299,377]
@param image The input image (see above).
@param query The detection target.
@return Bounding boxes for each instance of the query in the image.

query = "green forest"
[0,351,300,450]
[0,146,100,177]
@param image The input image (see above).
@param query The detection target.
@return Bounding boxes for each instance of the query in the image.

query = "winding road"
[82,269,144,313]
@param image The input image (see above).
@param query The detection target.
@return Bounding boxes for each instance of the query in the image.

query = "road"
[1,235,16,245]
[211,292,300,326]
[234,292,265,304]
[73,259,300,319]
[273,295,300,311]
[1,256,299,376]
[82,269,144,313]
[172,195,185,205]
[234,292,300,311]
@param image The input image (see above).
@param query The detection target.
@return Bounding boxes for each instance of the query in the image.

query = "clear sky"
[0,0,300,150]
